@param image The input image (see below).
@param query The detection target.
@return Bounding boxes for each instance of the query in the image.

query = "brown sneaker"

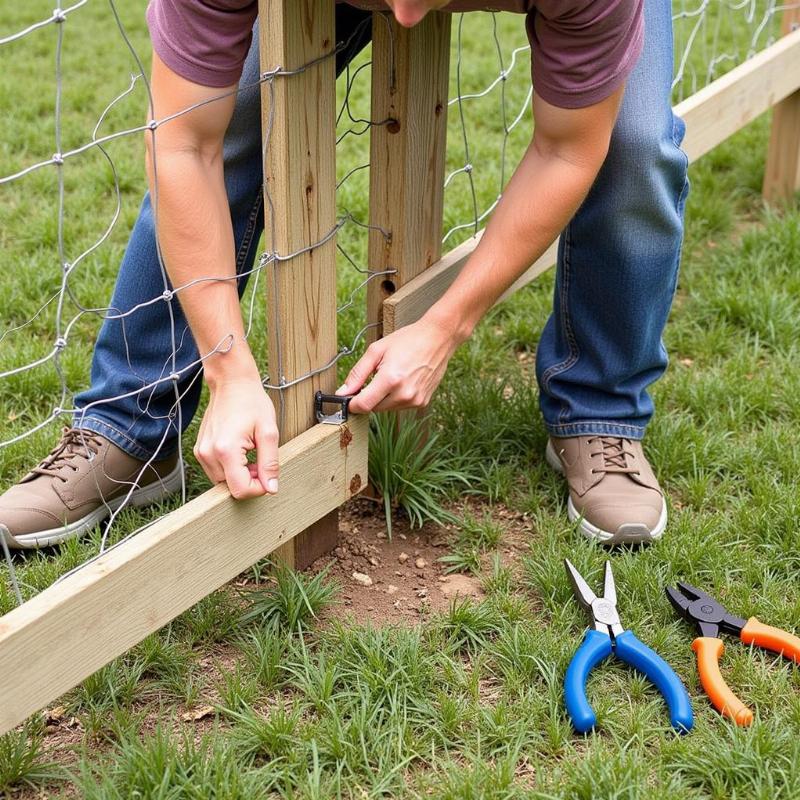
[0,428,183,549]
[545,435,667,545]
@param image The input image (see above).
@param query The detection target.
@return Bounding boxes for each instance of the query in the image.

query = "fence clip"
[314,391,352,425]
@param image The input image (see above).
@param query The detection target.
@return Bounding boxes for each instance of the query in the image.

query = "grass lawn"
[2,2,800,798]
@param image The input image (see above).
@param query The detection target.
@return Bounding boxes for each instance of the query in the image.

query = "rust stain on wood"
[349,473,362,495]
[339,425,353,449]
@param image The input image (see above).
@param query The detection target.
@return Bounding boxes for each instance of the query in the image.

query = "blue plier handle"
[564,560,693,734]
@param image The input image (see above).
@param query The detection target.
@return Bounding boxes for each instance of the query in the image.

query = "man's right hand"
[193,367,280,500]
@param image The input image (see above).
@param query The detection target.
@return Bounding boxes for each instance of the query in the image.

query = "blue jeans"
[74,0,687,460]
[535,0,689,439]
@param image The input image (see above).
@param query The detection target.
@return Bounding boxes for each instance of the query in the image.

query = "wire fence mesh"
[0,0,797,612]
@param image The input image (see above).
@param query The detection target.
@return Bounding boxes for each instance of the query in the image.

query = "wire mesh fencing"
[0,0,797,612]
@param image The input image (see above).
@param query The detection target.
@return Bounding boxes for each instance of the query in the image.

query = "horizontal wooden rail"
[383,25,800,335]
[0,415,368,736]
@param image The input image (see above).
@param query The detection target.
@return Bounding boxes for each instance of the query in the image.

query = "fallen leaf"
[181,705,215,722]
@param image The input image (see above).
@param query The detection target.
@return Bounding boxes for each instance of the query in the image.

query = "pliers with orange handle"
[666,582,800,726]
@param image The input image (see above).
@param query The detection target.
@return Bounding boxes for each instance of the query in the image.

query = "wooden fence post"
[367,11,451,340]
[763,7,800,203]
[259,0,340,568]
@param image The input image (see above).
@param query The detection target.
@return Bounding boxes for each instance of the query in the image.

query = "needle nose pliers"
[666,582,800,726]
[564,559,694,733]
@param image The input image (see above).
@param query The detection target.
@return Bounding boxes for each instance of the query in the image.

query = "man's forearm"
[425,88,623,344]
[425,138,603,342]
[146,148,258,385]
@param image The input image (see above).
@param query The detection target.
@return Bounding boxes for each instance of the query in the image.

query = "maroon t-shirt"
[146,0,643,109]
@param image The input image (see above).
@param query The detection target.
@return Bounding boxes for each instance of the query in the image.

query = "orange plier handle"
[692,617,800,726]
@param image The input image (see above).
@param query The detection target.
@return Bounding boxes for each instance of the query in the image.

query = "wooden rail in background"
[383,22,800,335]
[763,7,800,202]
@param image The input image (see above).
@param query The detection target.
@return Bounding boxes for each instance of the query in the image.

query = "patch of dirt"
[307,498,484,626]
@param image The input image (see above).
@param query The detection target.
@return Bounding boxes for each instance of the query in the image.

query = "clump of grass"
[439,598,504,653]
[70,657,146,715]
[172,591,241,648]
[439,545,483,575]
[483,553,514,595]
[240,562,337,634]
[368,412,473,537]
[237,629,287,692]
[226,704,302,763]
[440,509,504,575]
[215,663,263,716]
[0,720,61,795]
[458,510,504,550]
[72,726,269,799]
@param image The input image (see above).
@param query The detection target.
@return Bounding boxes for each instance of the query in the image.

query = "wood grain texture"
[383,28,800,334]
[260,0,339,567]
[0,415,368,736]
[763,9,800,202]
[367,11,451,340]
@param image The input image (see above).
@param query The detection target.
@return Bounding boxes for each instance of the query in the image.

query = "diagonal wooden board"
[0,415,368,736]
[382,26,800,335]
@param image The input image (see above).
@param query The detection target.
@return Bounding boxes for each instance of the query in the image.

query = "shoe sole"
[545,440,667,546]
[0,460,185,550]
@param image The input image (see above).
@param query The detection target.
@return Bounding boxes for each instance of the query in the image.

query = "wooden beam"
[763,8,800,202]
[0,416,368,736]
[260,0,340,568]
[367,11,451,341]
[678,24,800,163]
[383,28,800,334]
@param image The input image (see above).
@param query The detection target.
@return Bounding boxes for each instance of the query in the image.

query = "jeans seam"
[548,421,645,432]
[540,224,580,421]
[546,421,647,440]
[665,112,691,364]
[235,189,264,274]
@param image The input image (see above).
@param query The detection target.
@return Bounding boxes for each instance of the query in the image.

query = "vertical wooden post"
[763,7,800,203]
[259,0,339,568]
[367,11,451,340]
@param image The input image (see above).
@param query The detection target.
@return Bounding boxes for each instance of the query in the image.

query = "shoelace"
[588,436,639,475]
[30,427,105,482]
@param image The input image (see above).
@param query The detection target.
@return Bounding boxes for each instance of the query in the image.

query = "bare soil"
[309,497,485,626]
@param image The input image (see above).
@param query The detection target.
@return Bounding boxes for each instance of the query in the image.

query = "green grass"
[2,1,800,798]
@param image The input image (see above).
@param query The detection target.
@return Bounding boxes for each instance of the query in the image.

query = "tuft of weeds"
[368,412,473,536]
[0,720,61,794]
[439,545,483,575]
[72,725,273,799]
[237,628,288,692]
[172,590,241,648]
[226,703,302,764]
[215,663,263,716]
[239,562,337,634]
[439,598,505,654]
[440,509,504,574]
